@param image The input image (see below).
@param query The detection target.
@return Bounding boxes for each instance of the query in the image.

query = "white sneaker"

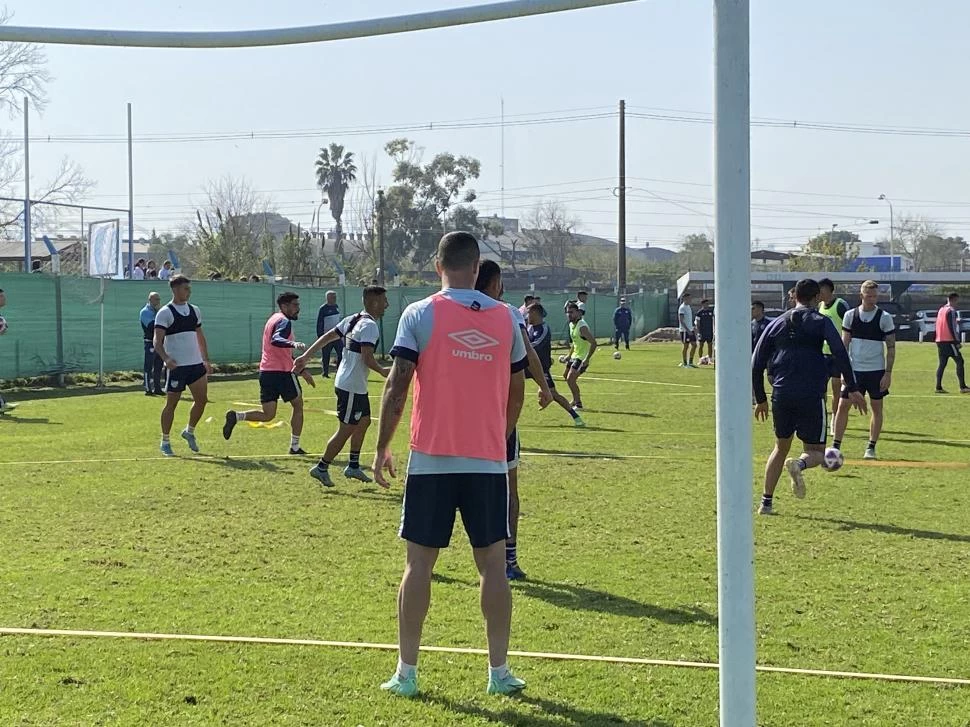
[863,447,877,460]
[785,458,806,499]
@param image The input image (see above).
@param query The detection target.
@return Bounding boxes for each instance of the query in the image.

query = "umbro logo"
[448,329,499,351]
[449,329,499,362]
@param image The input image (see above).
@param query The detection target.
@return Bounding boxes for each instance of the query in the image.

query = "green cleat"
[486,669,526,695]
[573,416,586,428]
[381,672,418,698]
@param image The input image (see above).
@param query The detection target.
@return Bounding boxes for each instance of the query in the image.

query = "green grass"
[1,343,970,726]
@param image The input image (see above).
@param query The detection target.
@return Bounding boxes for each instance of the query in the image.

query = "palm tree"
[315,144,357,256]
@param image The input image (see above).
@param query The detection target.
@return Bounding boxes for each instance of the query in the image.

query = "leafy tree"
[191,176,275,278]
[918,235,969,271]
[677,233,714,271]
[787,230,861,272]
[314,143,357,256]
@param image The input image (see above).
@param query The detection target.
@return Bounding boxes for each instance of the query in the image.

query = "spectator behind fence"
[159,260,173,281]
[316,290,343,378]
[133,258,146,280]
[140,291,164,396]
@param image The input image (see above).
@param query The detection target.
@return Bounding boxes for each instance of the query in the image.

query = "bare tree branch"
[0,8,50,115]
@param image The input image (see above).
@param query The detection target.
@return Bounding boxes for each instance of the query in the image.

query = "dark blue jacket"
[316,303,340,338]
[613,306,632,331]
[752,306,858,404]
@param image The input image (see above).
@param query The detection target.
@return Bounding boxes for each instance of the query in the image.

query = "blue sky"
[7,0,970,250]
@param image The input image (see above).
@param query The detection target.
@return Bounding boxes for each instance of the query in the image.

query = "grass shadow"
[522,447,632,460]
[320,487,401,504]
[188,456,287,473]
[795,515,970,543]
[581,409,655,419]
[422,692,673,727]
[879,436,970,450]
[0,415,58,425]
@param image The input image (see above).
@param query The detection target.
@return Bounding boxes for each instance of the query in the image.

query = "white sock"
[235,411,246,422]
[290,435,300,449]
[489,663,510,680]
[161,434,170,443]
[397,659,417,679]
[185,425,195,434]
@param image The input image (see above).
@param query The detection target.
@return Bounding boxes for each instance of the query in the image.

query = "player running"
[153,275,213,456]
[293,286,390,486]
[223,292,314,454]
[563,301,597,409]
[527,304,584,427]
[831,281,895,460]
[752,278,866,515]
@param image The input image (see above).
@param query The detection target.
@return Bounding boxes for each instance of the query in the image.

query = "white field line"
[0,627,967,687]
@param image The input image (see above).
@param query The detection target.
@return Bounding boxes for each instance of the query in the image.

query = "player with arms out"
[817,278,850,430]
[752,278,867,515]
[527,304,584,427]
[562,301,597,410]
[294,286,391,485]
[223,292,314,454]
[832,281,896,460]
[153,275,213,456]
[373,231,528,698]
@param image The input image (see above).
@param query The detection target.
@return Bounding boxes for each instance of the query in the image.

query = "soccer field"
[1,343,969,726]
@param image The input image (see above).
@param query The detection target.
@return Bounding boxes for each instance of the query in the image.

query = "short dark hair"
[526,302,547,318]
[169,274,190,288]
[577,290,588,297]
[948,292,960,302]
[794,278,820,304]
[701,298,710,305]
[682,292,691,300]
[818,278,835,292]
[523,295,534,304]
[566,302,580,312]
[437,231,480,271]
[277,292,299,307]
[475,260,502,293]
[363,285,387,302]
[752,300,765,310]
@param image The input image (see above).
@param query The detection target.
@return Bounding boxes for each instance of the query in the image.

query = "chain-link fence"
[0,273,667,379]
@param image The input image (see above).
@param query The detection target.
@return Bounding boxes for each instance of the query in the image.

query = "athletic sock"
[185,425,195,434]
[568,407,579,420]
[397,659,417,680]
[317,457,332,469]
[761,494,772,508]
[161,434,170,443]
[349,451,361,469]
[867,440,876,451]
[505,540,518,566]
[235,411,246,422]
[796,459,808,471]
[832,439,842,450]
[290,435,300,449]
[489,663,511,680]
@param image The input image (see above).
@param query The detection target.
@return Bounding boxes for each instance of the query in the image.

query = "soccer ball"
[822,447,844,472]
[613,351,621,360]
[0,315,6,334]
[558,354,569,364]
[699,356,712,366]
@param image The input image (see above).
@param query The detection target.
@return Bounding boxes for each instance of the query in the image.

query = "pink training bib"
[410,293,513,462]
[260,312,295,372]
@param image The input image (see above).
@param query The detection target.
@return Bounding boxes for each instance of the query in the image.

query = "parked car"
[913,310,938,342]
[958,310,970,340]
[878,301,915,341]
[763,308,785,320]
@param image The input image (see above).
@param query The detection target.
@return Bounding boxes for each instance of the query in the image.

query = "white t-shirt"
[158,267,172,281]
[678,303,694,332]
[842,307,895,372]
[334,313,380,394]
[132,266,145,280]
[154,303,204,366]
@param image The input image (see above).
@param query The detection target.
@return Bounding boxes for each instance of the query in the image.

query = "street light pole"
[878,194,894,270]
[377,188,386,286]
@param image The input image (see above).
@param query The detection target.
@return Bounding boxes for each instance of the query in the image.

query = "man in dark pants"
[612,297,632,350]
[139,291,164,395]
[752,279,867,515]
[934,292,970,394]
[316,290,342,377]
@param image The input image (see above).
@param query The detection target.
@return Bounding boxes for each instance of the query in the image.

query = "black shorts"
[400,472,509,549]
[565,358,586,373]
[259,371,301,403]
[165,363,207,394]
[771,396,827,445]
[506,429,520,470]
[698,333,714,344]
[528,369,557,391]
[680,330,697,344]
[824,354,840,379]
[842,370,888,400]
[335,387,370,425]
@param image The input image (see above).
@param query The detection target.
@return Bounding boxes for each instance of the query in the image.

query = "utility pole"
[617,99,627,297]
[377,189,386,286]
[23,95,30,272]
[128,102,135,276]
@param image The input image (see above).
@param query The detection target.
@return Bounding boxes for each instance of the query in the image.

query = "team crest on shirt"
[448,329,500,362]
[354,412,362,421]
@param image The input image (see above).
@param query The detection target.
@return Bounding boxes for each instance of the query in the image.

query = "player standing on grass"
[752,278,867,515]
[373,231,528,698]
[935,292,970,394]
[817,278,850,430]
[316,290,342,378]
[612,296,632,351]
[678,292,697,368]
[223,292,314,454]
[527,304,584,427]
[751,301,770,350]
[153,275,213,456]
[831,281,895,460]
[563,301,597,410]
[695,298,715,361]
[293,286,390,486]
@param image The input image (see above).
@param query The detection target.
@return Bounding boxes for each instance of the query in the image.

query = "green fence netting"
[0,273,667,379]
